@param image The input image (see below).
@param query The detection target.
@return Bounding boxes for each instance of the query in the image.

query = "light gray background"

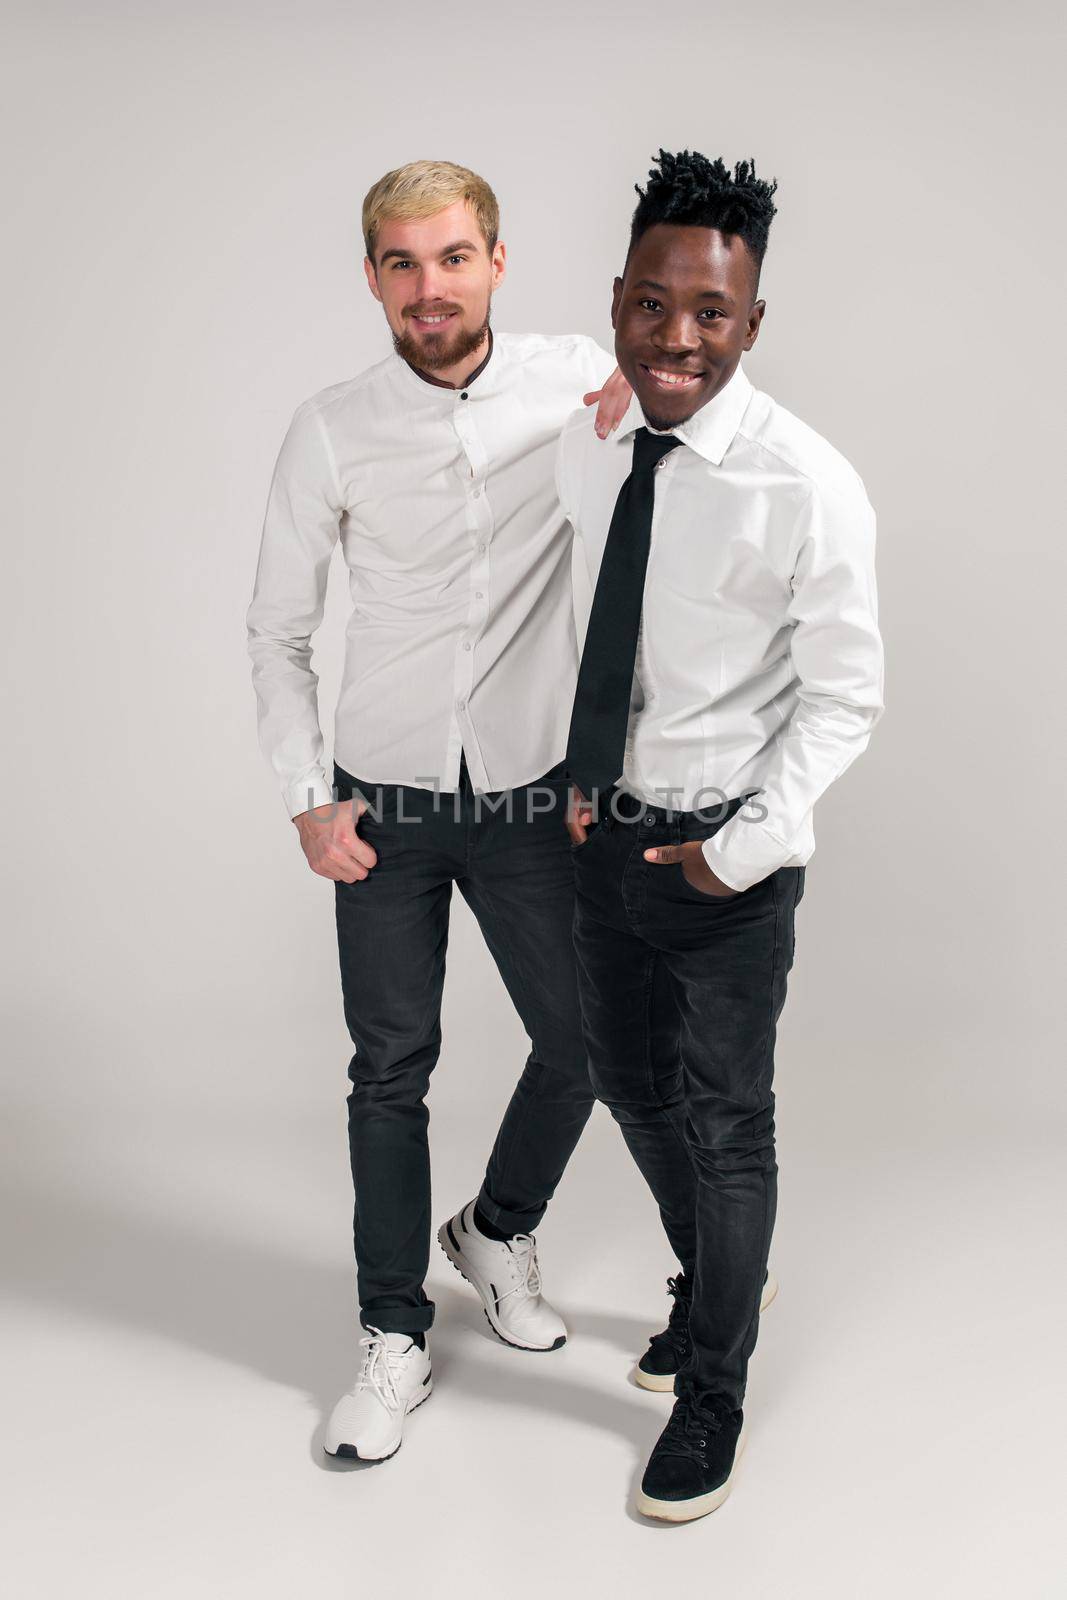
[3,2,1064,1595]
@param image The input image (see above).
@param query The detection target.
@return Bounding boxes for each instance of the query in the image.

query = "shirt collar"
[402,324,495,391]
[612,358,753,466]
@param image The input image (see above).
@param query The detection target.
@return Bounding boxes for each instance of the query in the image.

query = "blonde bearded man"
[246,160,631,1464]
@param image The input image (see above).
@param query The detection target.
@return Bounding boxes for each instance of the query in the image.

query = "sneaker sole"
[633,1366,677,1393]
[634,1422,747,1523]
[633,1274,778,1393]
[323,1380,433,1463]
[436,1221,566,1353]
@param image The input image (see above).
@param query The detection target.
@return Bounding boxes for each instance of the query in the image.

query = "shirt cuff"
[700,819,794,893]
[284,770,335,820]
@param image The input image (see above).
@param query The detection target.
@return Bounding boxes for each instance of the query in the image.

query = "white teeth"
[648,368,699,385]
[415,314,453,324]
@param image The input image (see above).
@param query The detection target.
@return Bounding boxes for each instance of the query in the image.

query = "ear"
[490,239,507,289]
[363,255,382,305]
[744,299,766,350]
[610,275,623,330]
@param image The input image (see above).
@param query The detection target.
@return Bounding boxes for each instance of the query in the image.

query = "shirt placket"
[448,392,495,793]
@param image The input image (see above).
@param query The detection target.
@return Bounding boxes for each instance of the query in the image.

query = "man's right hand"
[565,785,596,846]
[293,796,378,883]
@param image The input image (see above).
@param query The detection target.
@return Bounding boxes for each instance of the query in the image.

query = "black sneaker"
[635,1273,692,1392]
[635,1387,746,1522]
[635,1268,778,1393]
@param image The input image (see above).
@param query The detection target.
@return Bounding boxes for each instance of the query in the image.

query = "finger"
[581,389,601,408]
[643,844,680,864]
[588,383,618,438]
[326,838,375,876]
[316,860,370,883]
[566,786,593,826]
[337,865,371,884]
[602,397,630,432]
[349,836,378,870]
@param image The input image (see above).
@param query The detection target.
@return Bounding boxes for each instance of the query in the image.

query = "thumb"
[643,843,681,864]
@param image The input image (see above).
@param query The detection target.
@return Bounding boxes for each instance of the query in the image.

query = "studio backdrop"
[2,2,1063,1596]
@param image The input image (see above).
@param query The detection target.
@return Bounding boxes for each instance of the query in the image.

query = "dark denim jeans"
[332,754,595,1335]
[571,788,804,1409]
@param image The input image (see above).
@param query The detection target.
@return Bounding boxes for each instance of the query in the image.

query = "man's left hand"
[643,840,740,897]
[583,367,633,438]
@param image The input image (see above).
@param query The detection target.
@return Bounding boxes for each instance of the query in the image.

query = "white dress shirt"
[555,359,885,892]
[247,331,614,818]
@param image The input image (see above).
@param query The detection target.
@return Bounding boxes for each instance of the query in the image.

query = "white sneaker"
[323,1327,432,1462]
[437,1200,567,1352]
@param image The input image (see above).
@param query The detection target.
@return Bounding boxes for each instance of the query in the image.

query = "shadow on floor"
[2,1176,696,1484]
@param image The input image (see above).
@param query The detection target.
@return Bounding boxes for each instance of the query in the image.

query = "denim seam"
[459,870,574,1233]
[757,870,784,1089]
[640,950,658,1100]
[740,872,786,1382]
[641,950,697,1176]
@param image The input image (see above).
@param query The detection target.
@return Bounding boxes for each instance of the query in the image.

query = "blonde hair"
[362,159,500,263]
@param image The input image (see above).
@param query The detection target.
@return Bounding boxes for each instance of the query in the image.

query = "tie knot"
[633,427,683,474]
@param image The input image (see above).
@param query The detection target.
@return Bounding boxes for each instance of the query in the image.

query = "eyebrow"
[634,278,735,305]
[378,239,481,264]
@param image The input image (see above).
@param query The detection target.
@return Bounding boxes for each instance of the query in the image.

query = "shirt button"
[477,543,486,553]
[460,391,469,400]
[472,488,481,499]
[475,591,484,599]
[463,642,472,652]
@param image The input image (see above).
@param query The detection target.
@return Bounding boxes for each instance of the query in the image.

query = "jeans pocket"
[344,778,400,827]
[570,819,607,853]
[672,857,746,902]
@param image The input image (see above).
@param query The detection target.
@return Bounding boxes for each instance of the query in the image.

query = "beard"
[392,299,492,373]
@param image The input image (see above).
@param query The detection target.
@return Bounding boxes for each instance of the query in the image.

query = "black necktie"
[566,427,683,799]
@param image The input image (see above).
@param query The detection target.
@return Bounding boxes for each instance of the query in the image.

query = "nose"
[651,310,700,354]
[414,262,449,302]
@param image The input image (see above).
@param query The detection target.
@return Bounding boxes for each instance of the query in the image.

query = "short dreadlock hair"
[626,150,779,291]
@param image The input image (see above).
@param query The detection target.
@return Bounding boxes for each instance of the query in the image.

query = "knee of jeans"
[688,1119,776,1176]
[346,1039,437,1101]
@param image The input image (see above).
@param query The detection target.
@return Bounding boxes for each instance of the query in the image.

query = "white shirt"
[555,359,885,892]
[246,331,614,818]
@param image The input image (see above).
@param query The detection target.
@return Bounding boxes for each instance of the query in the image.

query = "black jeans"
[332,754,595,1335]
[571,788,804,1409]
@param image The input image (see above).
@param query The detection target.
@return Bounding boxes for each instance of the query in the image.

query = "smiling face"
[611,223,766,429]
[364,197,506,382]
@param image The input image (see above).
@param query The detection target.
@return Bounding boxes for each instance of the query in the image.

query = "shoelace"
[648,1273,691,1358]
[499,1234,542,1301]
[658,1390,732,1465]
[353,1326,410,1413]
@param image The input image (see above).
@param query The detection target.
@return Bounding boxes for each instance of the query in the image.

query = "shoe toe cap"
[638,1348,678,1377]
[641,1452,709,1501]
[505,1302,567,1349]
